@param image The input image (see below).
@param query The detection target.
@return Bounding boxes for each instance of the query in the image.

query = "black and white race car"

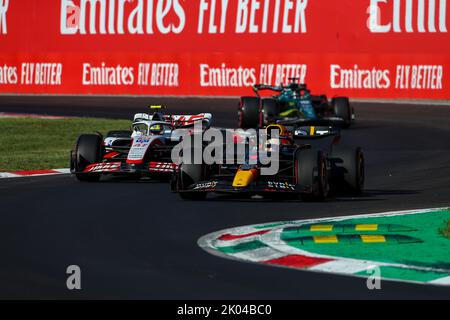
[70,106,212,181]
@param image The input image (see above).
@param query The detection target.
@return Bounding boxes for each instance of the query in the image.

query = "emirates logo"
[368,0,448,33]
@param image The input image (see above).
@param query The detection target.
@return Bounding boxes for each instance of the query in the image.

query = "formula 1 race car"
[238,78,355,129]
[171,124,364,201]
[70,106,212,182]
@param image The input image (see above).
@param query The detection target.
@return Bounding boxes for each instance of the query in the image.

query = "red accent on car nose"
[103,151,120,159]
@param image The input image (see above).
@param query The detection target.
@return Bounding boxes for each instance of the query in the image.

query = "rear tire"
[261,98,280,127]
[238,97,260,129]
[332,97,352,128]
[74,134,103,182]
[330,146,364,194]
[295,149,329,201]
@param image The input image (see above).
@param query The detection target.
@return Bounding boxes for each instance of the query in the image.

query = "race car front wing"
[175,179,311,195]
[73,161,178,175]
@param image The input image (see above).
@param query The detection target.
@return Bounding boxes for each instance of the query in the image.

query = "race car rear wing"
[133,113,152,122]
[133,112,212,128]
[168,113,212,128]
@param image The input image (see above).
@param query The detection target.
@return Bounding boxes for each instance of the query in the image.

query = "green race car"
[238,78,355,129]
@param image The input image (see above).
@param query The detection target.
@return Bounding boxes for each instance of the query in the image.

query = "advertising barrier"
[0,0,448,99]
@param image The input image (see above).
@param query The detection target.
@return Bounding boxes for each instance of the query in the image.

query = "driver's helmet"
[286,82,309,99]
[149,124,164,135]
[289,83,300,92]
[281,88,294,99]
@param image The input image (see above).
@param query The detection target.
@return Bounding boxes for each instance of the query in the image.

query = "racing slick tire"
[238,97,260,129]
[332,97,352,128]
[178,163,207,200]
[330,146,364,195]
[73,134,103,182]
[261,98,281,127]
[295,148,329,201]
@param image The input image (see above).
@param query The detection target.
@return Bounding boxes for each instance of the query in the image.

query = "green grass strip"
[0,117,130,171]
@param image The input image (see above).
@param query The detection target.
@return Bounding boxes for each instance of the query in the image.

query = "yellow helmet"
[265,124,288,137]
[149,124,163,134]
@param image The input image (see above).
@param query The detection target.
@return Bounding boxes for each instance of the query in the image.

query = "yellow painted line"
[360,235,386,243]
[313,235,338,243]
[310,225,333,232]
[355,224,378,231]
[309,126,315,136]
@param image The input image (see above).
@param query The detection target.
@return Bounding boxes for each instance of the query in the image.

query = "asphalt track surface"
[1,96,450,299]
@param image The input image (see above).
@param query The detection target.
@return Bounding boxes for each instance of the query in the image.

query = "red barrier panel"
[0,0,448,99]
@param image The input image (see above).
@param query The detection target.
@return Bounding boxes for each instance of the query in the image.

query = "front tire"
[73,134,103,182]
[178,163,207,200]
